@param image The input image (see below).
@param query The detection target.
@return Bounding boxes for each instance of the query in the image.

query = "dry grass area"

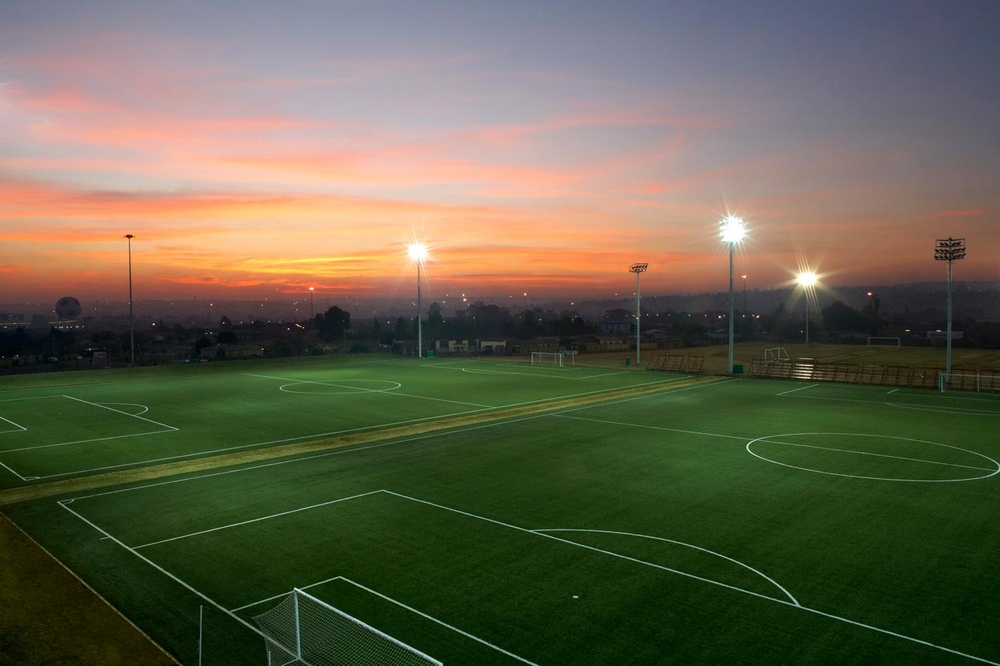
[632,341,1000,376]
[0,514,177,665]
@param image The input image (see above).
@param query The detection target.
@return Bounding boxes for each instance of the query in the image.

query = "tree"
[314,306,350,343]
[862,293,882,335]
[426,302,444,342]
[821,300,867,334]
[394,316,409,340]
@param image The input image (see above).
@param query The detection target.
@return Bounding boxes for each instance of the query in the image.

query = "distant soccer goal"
[253,588,441,666]
[867,337,901,347]
[530,351,564,367]
[939,373,1000,394]
[764,347,790,363]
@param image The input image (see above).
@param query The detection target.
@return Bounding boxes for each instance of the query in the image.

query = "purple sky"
[1,1,998,305]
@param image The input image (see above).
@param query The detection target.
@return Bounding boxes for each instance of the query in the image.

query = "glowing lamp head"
[796,271,818,288]
[719,215,746,244]
[408,243,428,262]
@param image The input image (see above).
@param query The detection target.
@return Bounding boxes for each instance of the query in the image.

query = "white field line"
[779,390,1000,416]
[244,371,494,409]
[0,460,27,481]
[382,491,999,666]
[752,438,997,472]
[554,413,748,441]
[22,403,495,481]
[55,377,717,491]
[334,576,537,665]
[776,383,819,396]
[63,395,179,431]
[381,489,796,605]
[0,415,27,433]
[63,484,1000,665]
[57,499,265,642]
[131,490,384,550]
[59,411,559,502]
[433,364,636,381]
[535,528,798,605]
[2,430,177,455]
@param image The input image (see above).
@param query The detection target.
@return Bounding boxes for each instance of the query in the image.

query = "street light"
[124,234,135,366]
[408,243,428,358]
[309,286,315,321]
[629,263,648,365]
[720,215,747,375]
[796,271,818,344]
[934,237,966,375]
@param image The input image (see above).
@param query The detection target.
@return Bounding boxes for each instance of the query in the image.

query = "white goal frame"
[253,588,442,666]
[530,351,564,367]
[939,373,1000,394]
[867,336,901,347]
[764,347,790,363]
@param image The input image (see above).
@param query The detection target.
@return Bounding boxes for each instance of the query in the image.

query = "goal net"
[867,337,901,347]
[530,351,564,367]
[252,589,441,666]
[939,373,1000,394]
[764,347,790,363]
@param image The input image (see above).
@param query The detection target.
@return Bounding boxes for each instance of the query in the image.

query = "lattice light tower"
[629,263,648,365]
[934,237,966,375]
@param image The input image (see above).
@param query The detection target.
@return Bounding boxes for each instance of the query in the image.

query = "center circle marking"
[746,432,999,482]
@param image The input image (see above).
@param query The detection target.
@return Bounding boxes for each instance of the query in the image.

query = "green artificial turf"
[2,352,999,664]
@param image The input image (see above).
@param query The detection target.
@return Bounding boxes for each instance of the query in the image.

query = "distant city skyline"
[2,1,998,304]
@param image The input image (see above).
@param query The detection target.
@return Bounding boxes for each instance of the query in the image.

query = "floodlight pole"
[804,302,810,344]
[720,216,746,376]
[629,263,648,365]
[416,258,422,358]
[934,237,966,375]
[124,234,135,366]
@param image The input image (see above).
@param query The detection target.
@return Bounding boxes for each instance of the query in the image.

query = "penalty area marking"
[746,432,1000,482]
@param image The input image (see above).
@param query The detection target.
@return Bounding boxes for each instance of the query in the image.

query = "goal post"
[939,373,1000,394]
[530,351,564,367]
[764,347,790,363]
[252,588,442,666]
[867,336,901,347]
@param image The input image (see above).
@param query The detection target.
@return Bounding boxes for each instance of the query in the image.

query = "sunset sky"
[2,1,998,307]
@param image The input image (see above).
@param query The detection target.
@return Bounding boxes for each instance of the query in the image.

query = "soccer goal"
[939,373,1000,394]
[530,351,564,367]
[764,347,790,363]
[867,337,901,347]
[253,588,441,666]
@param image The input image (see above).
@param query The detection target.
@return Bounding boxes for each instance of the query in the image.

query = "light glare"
[796,271,818,287]
[719,215,747,243]
[408,243,428,261]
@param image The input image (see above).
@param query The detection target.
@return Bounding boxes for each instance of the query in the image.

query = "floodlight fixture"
[408,243,429,358]
[796,271,819,343]
[629,263,648,365]
[719,215,747,244]
[934,237,966,374]
[720,216,747,374]
[124,234,135,366]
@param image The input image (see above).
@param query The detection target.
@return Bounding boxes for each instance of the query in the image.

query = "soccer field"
[3,355,1000,664]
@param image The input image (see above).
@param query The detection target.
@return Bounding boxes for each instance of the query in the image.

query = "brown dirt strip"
[0,374,716,664]
[0,374,720,507]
